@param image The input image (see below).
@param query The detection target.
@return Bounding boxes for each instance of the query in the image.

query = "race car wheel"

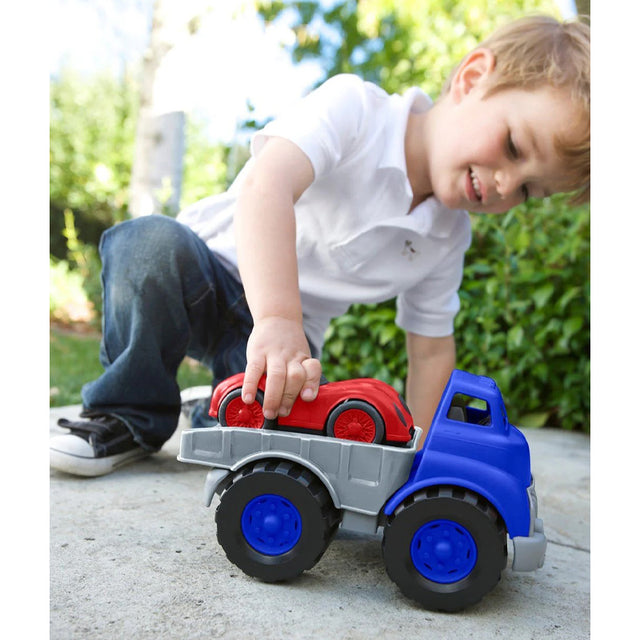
[326,400,385,444]
[215,460,341,582]
[218,388,265,429]
[382,486,507,612]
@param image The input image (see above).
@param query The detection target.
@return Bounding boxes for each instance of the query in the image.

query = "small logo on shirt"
[402,240,419,260]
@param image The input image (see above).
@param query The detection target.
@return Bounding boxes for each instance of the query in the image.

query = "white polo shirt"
[177,74,471,351]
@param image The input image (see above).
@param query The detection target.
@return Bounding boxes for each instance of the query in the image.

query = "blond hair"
[444,16,590,204]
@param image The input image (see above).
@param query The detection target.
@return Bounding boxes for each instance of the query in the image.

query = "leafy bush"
[323,196,590,432]
[53,209,103,324]
[322,302,407,393]
[50,67,138,259]
[50,258,94,324]
[456,196,589,430]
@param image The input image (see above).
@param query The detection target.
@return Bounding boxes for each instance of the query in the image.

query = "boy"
[50,15,590,477]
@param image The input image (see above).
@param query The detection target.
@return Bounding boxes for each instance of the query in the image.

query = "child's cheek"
[479,129,505,165]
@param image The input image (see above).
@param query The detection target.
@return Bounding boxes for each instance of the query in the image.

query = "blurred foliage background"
[50,0,589,431]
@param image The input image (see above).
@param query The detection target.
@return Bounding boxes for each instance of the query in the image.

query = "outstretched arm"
[235,136,322,420]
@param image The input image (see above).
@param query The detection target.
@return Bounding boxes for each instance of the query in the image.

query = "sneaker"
[180,386,213,418]
[180,386,217,429]
[50,412,149,477]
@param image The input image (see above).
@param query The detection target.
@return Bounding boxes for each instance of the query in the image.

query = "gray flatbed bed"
[178,425,422,534]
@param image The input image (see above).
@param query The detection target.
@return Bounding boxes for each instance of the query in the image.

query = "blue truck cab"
[385,370,544,571]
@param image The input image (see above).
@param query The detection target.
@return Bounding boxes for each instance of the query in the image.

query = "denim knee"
[100,215,192,272]
[101,216,211,305]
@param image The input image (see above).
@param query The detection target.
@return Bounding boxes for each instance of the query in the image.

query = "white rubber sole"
[180,386,212,404]
[180,386,213,418]
[50,437,150,477]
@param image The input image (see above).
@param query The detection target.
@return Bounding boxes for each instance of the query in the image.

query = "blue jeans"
[81,215,254,452]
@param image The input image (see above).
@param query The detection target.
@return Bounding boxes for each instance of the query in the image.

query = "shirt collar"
[411,198,465,238]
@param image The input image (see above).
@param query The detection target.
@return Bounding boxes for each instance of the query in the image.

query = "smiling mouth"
[469,168,482,202]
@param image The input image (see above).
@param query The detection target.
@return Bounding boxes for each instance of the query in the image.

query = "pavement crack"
[547,538,590,553]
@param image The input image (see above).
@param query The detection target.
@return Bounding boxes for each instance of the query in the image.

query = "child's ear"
[450,48,496,103]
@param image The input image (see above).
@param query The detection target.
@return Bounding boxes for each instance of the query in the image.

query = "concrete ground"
[50,401,590,640]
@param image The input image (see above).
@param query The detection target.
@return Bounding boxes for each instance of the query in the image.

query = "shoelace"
[57,414,125,438]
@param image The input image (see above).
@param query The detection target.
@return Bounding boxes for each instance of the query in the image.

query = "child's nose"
[494,169,519,199]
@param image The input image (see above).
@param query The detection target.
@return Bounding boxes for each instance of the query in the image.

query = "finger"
[242,358,266,405]
[299,358,323,402]
[278,361,307,417]
[262,361,286,420]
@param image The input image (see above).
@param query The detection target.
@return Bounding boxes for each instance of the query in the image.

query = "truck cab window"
[446,393,491,426]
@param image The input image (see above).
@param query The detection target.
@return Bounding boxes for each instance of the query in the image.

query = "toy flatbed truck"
[178,369,546,612]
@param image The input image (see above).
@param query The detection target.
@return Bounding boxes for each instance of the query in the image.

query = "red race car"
[209,373,414,446]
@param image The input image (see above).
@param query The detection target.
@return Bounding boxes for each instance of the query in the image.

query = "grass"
[50,324,213,407]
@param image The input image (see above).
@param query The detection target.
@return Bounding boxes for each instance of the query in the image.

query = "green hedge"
[322,195,590,432]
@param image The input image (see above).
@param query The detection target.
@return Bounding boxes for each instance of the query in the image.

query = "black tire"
[215,460,341,582]
[382,486,507,612]
[218,388,266,429]
[326,400,385,444]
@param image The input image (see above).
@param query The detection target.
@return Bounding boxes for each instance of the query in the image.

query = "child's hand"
[242,316,322,420]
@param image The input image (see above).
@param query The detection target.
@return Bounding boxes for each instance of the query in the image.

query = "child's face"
[422,52,582,213]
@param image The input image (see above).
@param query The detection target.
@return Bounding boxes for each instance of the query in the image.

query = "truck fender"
[214,452,342,511]
[383,475,530,539]
[204,468,232,507]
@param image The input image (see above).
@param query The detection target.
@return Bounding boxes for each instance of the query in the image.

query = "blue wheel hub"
[410,519,478,583]
[241,494,302,555]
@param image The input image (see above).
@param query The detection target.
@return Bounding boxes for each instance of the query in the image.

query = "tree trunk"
[130,0,185,217]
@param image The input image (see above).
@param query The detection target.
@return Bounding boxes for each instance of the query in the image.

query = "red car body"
[209,373,414,445]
